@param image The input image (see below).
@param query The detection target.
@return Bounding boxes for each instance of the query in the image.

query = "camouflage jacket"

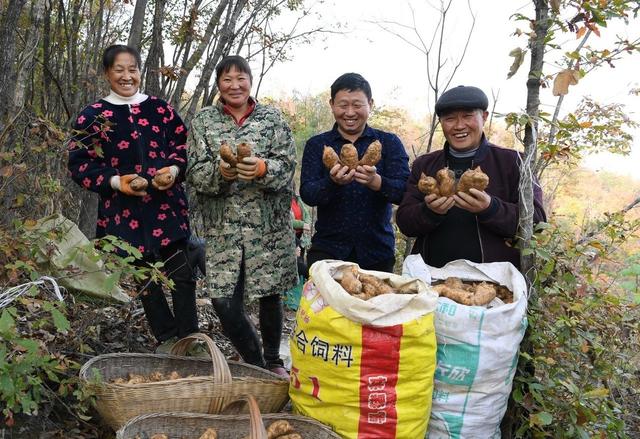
[186,101,298,300]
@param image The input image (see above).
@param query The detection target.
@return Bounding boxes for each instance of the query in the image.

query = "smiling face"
[439,109,488,151]
[217,66,252,110]
[105,53,140,97]
[330,89,372,142]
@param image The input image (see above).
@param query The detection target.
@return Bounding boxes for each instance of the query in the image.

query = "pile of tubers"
[338,266,418,300]
[322,140,382,170]
[111,370,187,384]
[141,420,304,439]
[432,277,513,306]
[219,141,252,166]
[418,166,489,196]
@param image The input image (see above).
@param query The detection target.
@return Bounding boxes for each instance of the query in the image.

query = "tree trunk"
[186,0,247,122]
[0,0,28,129]
[143,0,166,98]
[170,0,229,108]
[518,0,550,284]
[501,3,551,437]
[14,0,46,111]
[127,0,147,51]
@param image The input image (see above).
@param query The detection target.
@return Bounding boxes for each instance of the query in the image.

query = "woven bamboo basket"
[116,395,340,439]
[79,333,289,430]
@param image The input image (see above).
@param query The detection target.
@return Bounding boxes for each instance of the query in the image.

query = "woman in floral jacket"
[68,44,198,349]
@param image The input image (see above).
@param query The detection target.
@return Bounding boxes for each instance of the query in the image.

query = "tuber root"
[433,277,502,306]
[266,420,295,438]
[198,428,218,439]
[219,141,237,166]
[236,142,252,162]
[418,173,439,196]
[339,266,362,296]
[436,167,456,197]
[339,144,359,170]
[322,146,340,170]
[359,140,382,167]
[359,273,394,297]
[335,267,417,300]
[129,176,148,192]
[457,166,489,194]
[152,172,173,188]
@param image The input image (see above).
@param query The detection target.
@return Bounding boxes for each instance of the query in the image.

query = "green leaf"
[15,338,39,352]
[0,310,16,334]
[49,308,71,333]
[583,387,609,398]
[531,411,553,426]
[103,271,121,294]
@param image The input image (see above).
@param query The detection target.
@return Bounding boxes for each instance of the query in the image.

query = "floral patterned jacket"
[68,96,190,254]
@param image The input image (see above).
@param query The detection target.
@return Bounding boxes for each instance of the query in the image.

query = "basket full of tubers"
[116,395,340,439]
[79,334,289,430]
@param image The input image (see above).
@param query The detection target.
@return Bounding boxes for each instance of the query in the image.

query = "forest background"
[0,0,639,437]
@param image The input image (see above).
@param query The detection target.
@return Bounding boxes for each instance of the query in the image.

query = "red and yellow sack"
[289,261,438,439]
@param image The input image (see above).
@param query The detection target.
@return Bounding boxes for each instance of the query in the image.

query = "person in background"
[186,55,297,377]
[290,184,311,278]
[300,73,410,273]
[396,85,547,270]
[68,44,198,351]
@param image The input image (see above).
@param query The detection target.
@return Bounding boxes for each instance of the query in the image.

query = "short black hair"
[330,73,372,101]
[102,45,141,72]
[215,55,253,85]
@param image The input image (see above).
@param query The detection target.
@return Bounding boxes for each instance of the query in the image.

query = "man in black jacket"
[396,85,546,270]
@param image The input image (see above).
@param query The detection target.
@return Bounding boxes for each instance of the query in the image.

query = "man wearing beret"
[396,85,546,270]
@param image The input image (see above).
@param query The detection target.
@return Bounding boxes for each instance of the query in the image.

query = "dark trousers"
[211,257,284,369]
[306,246,396,275]
[139,239,199,342]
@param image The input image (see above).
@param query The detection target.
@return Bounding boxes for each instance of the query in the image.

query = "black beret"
[435,85,489,116]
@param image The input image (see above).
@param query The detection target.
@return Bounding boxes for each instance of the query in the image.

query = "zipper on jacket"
[471,158,485,262]
[128,103,152,254]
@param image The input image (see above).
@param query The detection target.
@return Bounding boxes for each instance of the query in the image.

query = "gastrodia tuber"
[436,167,456,197]
[236,142,252,162]
[339,144,359,170]
[417,173,439,196]
[266,420,295,438]
[359,140,382,166]
[219,141,237,166]
[322,146,340,169]
[129,176,148,191]
[152,172,173,187]
[457,166,489,194]
[432,277,501,306]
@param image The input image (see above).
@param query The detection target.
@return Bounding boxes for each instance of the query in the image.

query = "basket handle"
[222,395,268,439]
[169,333,233,413]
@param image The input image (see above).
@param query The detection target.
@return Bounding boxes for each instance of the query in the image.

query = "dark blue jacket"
[300,124,409,267]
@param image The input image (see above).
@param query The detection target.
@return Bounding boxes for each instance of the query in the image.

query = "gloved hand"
[237,157,267,181]
[219,159,238,181]
[111,174,148,196]
[152,166,179,190]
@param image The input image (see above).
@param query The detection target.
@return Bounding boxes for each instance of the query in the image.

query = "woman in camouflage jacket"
[187,56,297,376]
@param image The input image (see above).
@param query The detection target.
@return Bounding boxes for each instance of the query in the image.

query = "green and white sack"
[403,256,528,439]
